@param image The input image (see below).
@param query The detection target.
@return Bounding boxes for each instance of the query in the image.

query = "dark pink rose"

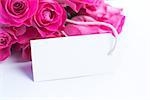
[2,25,26,37]
[17,27,41,44]
[0,29,16,61]
[0,0,39,26]
[64,0,83,12]
[57,0,81,12]
[33,0,66,38]
[22,43,31,61]
[15,27,40,61]
[13,43,32,61]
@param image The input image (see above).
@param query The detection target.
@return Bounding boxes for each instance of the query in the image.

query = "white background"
[0,0,150,99]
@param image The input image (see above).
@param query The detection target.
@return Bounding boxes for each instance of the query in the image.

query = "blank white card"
[31,34,117,82]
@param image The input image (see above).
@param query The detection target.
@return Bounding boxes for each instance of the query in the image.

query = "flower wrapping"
[0,0,125,61]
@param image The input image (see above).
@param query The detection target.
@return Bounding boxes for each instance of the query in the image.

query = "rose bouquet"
[0,0,125,61]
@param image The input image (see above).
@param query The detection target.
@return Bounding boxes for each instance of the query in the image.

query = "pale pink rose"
[0,0,39,26]
[84,0,105,18]
[64,15,125,36]
[99,5,125,33]
[33,0,66,38]
[84,3,125,33]
[0,29,16,61]
[72,0,103,5]
[64,16,104,36]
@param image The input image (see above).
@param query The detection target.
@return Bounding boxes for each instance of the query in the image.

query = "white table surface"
[0,0,150,99]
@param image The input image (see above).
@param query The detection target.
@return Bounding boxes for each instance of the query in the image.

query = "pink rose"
[71,0,102,5]
[64,16,104,36]
[17,27,41,44]
[16,27,40,61]
[84,3,125,33]
[84,0,105,17]
[22,43,31,61]
[33,0,66,38]
[13,43,32,61]
[64,15,125,36]
[2,25,26,37]
[0,29,16,61]
[57,0,103,12]
[0,0,39,26]
[64,0,83,12]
